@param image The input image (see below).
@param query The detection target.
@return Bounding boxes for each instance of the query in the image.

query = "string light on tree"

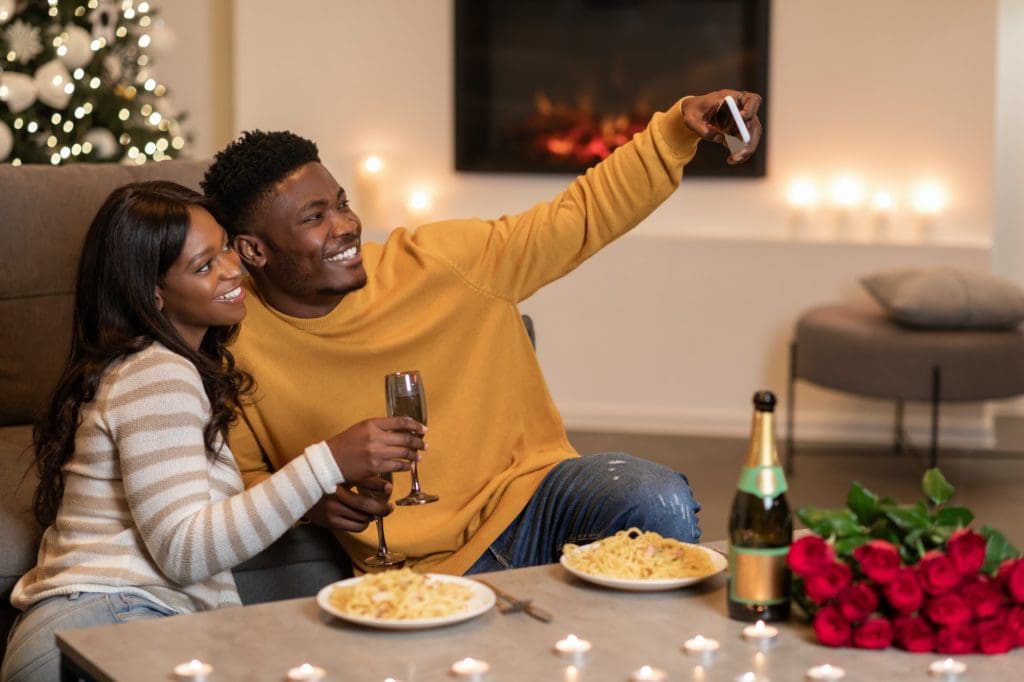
[0,0,188,165]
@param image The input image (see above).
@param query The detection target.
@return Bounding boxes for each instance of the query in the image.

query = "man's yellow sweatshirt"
[229,99,700,574]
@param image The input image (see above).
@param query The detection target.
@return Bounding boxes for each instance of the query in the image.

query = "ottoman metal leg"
[893,399,906,454]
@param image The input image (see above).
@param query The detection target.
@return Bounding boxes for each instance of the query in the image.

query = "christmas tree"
[0,0,187,165]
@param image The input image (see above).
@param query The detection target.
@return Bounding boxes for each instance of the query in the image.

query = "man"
[202,89,763,575]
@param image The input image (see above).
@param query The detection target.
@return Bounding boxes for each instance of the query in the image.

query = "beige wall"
[158,0,1021,443]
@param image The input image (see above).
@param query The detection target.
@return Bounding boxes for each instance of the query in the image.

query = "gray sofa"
[0,160,350,662]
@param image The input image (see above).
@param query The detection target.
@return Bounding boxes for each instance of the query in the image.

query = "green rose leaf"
[934,506,974,529]
[981,525,1021,574]
[881,502,930,531]
[922,468,954,505]
[846,482,881,525]
[797,507,863,538]
[834,534,869,557]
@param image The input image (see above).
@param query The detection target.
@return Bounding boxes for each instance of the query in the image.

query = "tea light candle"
[806,664,846,680]
[735,674,767,682]
[742,620,779,644]
[629,665,668,682]
[173,659,212,682]
[683,634,720,656]
[928,658,967,677]
[287,663,326,681]
[554,634,592,661]
[450,658,490,679]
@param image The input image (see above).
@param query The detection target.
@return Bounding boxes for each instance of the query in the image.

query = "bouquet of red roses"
[789,468,1024,654]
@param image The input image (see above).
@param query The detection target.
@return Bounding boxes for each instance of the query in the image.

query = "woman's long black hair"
[32,181,253,527]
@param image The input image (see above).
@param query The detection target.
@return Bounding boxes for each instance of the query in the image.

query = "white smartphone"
[714,94,750,154]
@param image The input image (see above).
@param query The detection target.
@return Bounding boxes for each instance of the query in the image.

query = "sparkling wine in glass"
[357,471,406,569]
[385,370,439,505]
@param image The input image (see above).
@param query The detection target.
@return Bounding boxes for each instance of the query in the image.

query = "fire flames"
[522,91,651,168]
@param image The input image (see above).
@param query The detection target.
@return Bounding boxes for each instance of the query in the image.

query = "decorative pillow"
[860,267,1024,329]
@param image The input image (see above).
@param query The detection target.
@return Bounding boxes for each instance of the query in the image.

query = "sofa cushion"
[0,425,40,596]
[861,267,1024,330]
[0,160,209,426]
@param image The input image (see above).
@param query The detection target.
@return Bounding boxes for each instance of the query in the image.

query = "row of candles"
[171,619,969,681]
[355,153,953,244]
[786,175,948,242]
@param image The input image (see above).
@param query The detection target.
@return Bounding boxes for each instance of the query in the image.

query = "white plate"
[560,540,728,592]
[316,573,496,630]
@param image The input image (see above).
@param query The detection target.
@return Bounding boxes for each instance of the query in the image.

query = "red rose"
[917,551,962,595]
[853,540,901,584]
[961,576,1006,620]
[805,561,853,604]
[923,593,973,628]
[893,615,934,653]
[852,615,894,649]
[883,567,925,615]
[934,625,978,654]
[813,604,852,647]
[977,616,1015,654]
[837,582,879,624]
[946,529,986,576]
[1005,606,1024,647]
[788,535,836,578]
[998,558,1024,603]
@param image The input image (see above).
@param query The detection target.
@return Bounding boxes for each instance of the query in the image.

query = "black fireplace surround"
[455,0,769,177]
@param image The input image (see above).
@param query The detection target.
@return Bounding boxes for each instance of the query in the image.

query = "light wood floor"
[566,430,1024,549]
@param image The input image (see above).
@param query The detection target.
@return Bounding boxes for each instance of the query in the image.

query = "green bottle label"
[737,465,788,499]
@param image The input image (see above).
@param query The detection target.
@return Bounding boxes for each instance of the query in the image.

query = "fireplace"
[454,0,769,177]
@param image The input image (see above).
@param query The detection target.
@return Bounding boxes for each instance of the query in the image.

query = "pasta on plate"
[562,527,716,580]
[328,569,474,620]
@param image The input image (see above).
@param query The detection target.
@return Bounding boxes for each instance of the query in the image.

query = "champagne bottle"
[727,390,792,621]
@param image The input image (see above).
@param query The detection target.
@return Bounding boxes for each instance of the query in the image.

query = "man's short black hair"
[201,130,320,237]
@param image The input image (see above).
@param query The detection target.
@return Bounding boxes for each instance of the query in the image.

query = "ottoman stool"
[785,301,1024,472]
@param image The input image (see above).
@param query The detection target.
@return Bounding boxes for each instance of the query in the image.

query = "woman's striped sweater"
[12,342,343,613]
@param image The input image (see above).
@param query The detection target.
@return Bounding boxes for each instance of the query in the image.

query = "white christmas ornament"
[146,18,177,54]
[0,71,37,113]
[89,0,118,44]
[0,119,13,161]
[60,24,93,69]
[0,0,15,26]
[84,127,118,159]
[4,19,44,64]
[34,59,73,109]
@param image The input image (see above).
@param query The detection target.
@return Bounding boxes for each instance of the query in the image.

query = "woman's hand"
[305,482,393,532]
[325,416,427,482]
[681,89,763,165]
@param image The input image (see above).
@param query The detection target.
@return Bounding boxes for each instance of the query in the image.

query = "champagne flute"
[357,471,406,569]
[385,370,439,505]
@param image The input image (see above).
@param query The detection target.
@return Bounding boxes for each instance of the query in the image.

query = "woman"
[1,182,424,682]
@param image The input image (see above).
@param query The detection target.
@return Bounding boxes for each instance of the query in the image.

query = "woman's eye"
[197,261,212,274]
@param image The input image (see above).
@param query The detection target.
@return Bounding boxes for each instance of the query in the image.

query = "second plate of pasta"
[317,569,496,630]
[560,528,727,592]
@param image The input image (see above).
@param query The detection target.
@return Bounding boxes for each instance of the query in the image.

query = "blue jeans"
[466,453,701,573]
[1,592,176,682]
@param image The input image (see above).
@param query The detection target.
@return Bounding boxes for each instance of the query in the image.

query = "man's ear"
[154,287,164,311]
[234,234,267,269]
